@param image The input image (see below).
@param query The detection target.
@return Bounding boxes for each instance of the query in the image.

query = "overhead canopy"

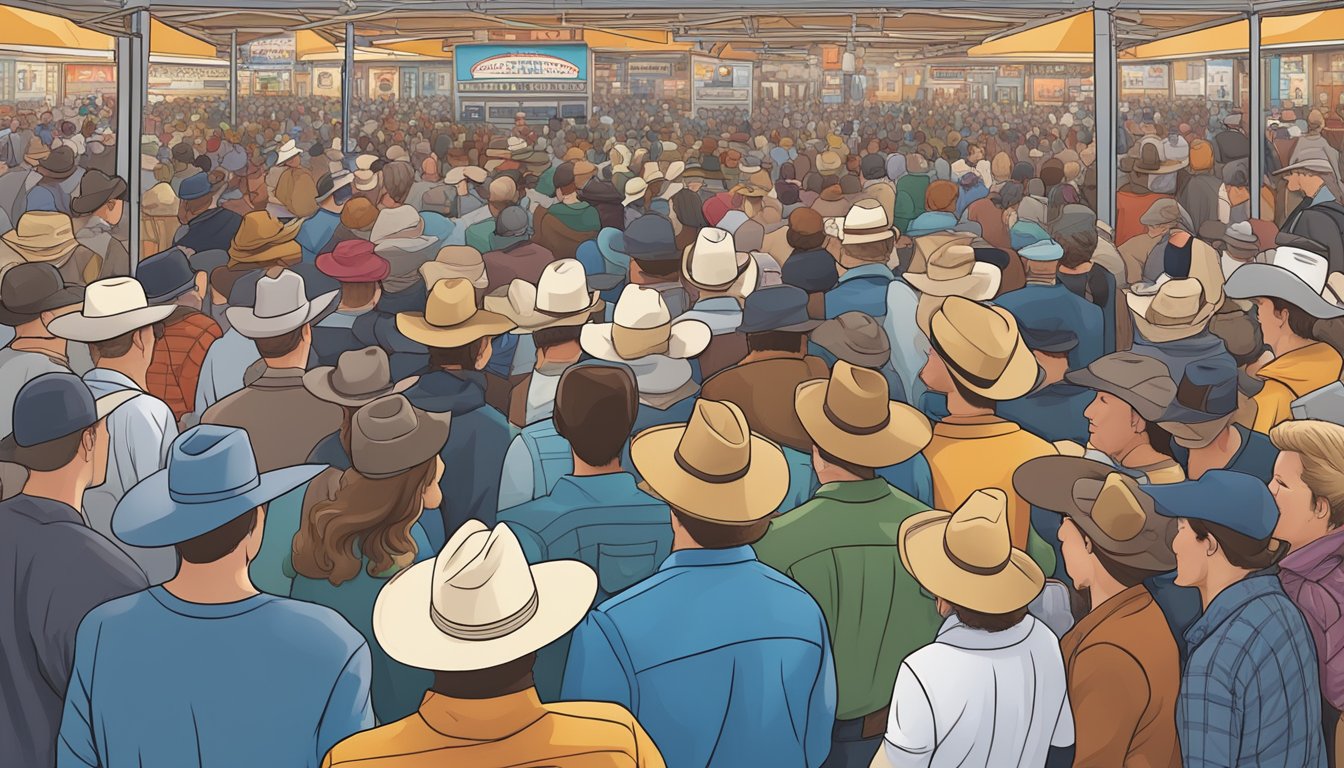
[295,29,338,59]
[149,19,217,58]
[1123,8,1344,60]
[0,5,216,59]
[967,11,1093,61]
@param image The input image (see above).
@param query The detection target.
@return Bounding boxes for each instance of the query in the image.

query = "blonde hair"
[1270,419,1344,528]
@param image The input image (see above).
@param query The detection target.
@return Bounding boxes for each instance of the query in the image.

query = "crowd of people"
[0,82,1341,768]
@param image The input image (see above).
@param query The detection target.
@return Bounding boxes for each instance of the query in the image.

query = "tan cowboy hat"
[422,246,489,291]
[397,277,516,349]
[904,243,1000,300]
[929,296,1039,401]
[229,210,303,266]
[907,230,976,274]
[303,346,416,408]
[350,394,451,480]
[682,227,758,295]
[631,399,789,522]
[581,284,712,362]
[841,200,897,245]
[48,277,176,343]
[795,361,932,468]
[374,519,596,671]
[898,488,1046,614]
[2,211,78,264]
[484,259,603,333]
[1126,277,1217,343]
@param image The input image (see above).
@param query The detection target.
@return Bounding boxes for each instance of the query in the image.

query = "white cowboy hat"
[623,177,648,206]
[484,259,604,333]
[581,284,711,362]
[444,166,487,185]
[48,277,176,343]
[274,139,301,165]
[682,227,758,295]
[225,270,338,340]
[1225,246,1344,319]
[841,200,897,245]
[371,205,436,252]
[374,520,596,671]
[904,243,1000,300]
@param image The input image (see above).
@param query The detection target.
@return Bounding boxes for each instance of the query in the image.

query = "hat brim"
[0,284,83,326]
[2,235,79,264]
[1225,263,1344,320]
[795,380,931,467]
[113,462,328,547]
[1063,367,1166,422]
[48,304,178,343]
[355,410,451,479]
[302,368,416,408]
[396,309,516,349]
[630,423,789,521]
[580,318,712,362]
[226,289,338,339]
[71,177,128,217]
[373,556,596,672]
[935,306,1040,401]
[1126,291,1220,343]
[484,292,604,334]
[898,509,1044,614]
[275,146,302,164]
[0,388,139,471]
[904,262,1001,300]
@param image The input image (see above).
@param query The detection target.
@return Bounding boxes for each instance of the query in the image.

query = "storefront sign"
[458,81,587,93]
[148,64,230,92]
[455,44,588,81]
[66,65,114,84]
[998,65,1025,79]
[1032,78,1067,104]
[930,68,965,81]
[246,35,295,68]
[627,62,672,77]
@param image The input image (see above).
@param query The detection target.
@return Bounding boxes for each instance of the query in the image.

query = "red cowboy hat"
[316,239,391,284]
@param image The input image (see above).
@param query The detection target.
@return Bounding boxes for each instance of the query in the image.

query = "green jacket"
[754,478,941,720]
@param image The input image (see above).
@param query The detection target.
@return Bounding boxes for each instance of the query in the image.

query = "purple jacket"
[1280,526,1344,710]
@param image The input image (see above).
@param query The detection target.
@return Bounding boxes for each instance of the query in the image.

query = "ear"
[1314,495,1332,521]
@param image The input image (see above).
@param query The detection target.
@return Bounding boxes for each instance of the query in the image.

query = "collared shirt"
[59,587,373,768]
[0,494,147,768]
[1279,527,1344,711]
[825,262,895,320]
[322,689,664,768]
[679,296,743,335]
[756,478,941,720]
[1179,570,1327,767]
[563,545,837,768]
[82,367,179,584]
[1313,186,1338,207]
[191,327,260,422]
[880,615,1073,767]
[201,365,342,473]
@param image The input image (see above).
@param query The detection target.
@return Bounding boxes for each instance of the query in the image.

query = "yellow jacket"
[1252,342,1343,434]
[322,689,665,768]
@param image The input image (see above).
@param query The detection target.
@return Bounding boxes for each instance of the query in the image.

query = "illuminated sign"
[456,44,589,82]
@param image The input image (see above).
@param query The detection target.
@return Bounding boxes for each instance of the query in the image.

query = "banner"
[1206,60,1235,102]
[1143,64,1169,90]
[455,44,588,81]
[627,62,672,77]
[149,64,230,92]
[66,65,114,84]
[246,35,295,68]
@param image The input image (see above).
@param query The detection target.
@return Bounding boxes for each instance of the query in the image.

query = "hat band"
[943,537,1011,576]
[333,379,393,400]
[168,473,261,505]
[535,294,592,318]
[929,332,1011,391]
[429,588,539,641]
[844,224,892,236]
[823,398,890,436]
[674,445,750,485]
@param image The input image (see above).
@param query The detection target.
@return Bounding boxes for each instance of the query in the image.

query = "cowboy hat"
[136,247,198,305]
[373,519,596,672]
[2,211,79,264]
[682,227,758,295]
[421,246,489,291]
[1225,247,1344,319]
[70,171,128,217]
[316,239,391,284]
[113,425,325,548]
[47,277,176,343]
[623,177,649,206]
[274,139,302,164]
[737,284,820,334]
[581,284,711,362]
[631,399,789,522]
[1273,148,1336,177]
[225,269,338,340]
[1013,458,1177,573]
[350,394,451,480]
[1126,277,1218,343]
[811,312,891,368]
[795,361,932,468]
[229,211,303,266]
[898,488,1045,614]
[303,346,416,408]
[36,146,76,180]
[396,276,516,349]
[484,259,603,333]
[1065,352,1177,423]
[929,295,1039,401]
[841,200,897,245]
[444,165,488,185]
[904,243,1000,300]
[1119,140,1187,175]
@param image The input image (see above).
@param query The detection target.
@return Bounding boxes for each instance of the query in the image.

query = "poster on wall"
[1284,73,1309,104]
[313,67,341,97]
[1207,60,1235,101]
[1032,78,1067,103]
[691,56,752,111]
[370,68,399,99]
[148,64,230,92]
[1143,65,1169,90]
[1121,65,1145,90]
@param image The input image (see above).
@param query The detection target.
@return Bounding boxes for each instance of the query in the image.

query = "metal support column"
[341,22,354,152]
[1249,12,1263,220]
[230,31,238,127]
[1093,5,1116,228]
[115,9,149,270]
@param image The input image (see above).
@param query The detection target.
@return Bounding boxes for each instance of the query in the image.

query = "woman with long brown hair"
[288,394,448,723]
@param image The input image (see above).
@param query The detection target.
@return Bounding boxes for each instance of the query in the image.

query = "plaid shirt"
[146,308,222,423]
[1179,569,1327,768]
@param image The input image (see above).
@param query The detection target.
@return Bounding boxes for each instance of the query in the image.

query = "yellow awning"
[1266,9,1344,48]
[374,39,453,59]
[149,19,217,59]
[583,28,692,52]
[967,11,1093,60]
[296,30,337,60]
[0,6,218,59]
[1123,9,1344,61]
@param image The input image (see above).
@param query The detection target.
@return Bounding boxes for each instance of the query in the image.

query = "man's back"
[58,587,373,768]
[201,366,342,473]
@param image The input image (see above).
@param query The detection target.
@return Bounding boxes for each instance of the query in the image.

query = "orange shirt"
[322,689,666,768]
[1114,189,1171,247]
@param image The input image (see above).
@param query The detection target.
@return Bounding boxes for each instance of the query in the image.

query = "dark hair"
[745,330,806,354]
[90,329,140,361]
[671,189,709,230]
[339,282,378,308]
[531,324,583,352]
[1089,537,1164,587]
[1268,297,1319,340]
[816,444,876,479]
[951,376,998,410]
[177,507,260,564]
[633,257,680,279]
[1057,227,1099,270]
[787,227,826,252]
[1143,420,1176,458]
[432,653,537,700]
[18,428,89,471]
[428,339,487,370]
[1188,519,1289,570]
[381,161,414,204]
[671,506,771,549]
[555,366,638,466]
[842,240,892,264]
[951,603,1030,632]
[254,327,305,359]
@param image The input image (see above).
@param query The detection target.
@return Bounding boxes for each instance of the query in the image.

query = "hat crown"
[613,284,672,331]
[355,394,420,443]
[843,201,891,232]
[332,347,393,397]
[372,206,425,242]
[686,228,742,286]
[926,244,976,280]
[17,211,73,241]
[1272,247,1329,293]
[2,263,64,309]
[430,522,540,641]
[536,259,591,314]
[675,400,752,481]
[252,270,309,320]
[1090,474,1149,542]
[1149,278,1204,323]
[424,277,479,328]
[83,277,152,319]
[944,489,1013,573]
[12,372,97,447]
[824,362,894,434]
[166,425,263,504]
[932,297,1020,380]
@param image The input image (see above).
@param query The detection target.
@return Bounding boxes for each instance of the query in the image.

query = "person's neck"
[1085,568,1129,612]
[11,322,65,354]
[1185,426,1241,480]
[263,346,308,371]
[320,199,342,214]
[1269,332,1315,360]
[22,465,90,510]
[815,464,868,486]
[1057,260,1092,275]
[97,354,148,389]
[1115,440,1168,470]
[1196,563,1255,611]
[338,297,377,313]
[944,388,995,418]
[572,455,622,477]
[163,557,260,604]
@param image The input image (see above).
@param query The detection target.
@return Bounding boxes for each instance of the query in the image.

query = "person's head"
[176,505,265,568]
[531,324,583,365]
[89,325,156,373]
[0,373,122,489]
[1285,169,1327,196]
[254,324,312,365]
[670,506,772,550]
[918,348,995,409]
[966,143,984,164]
[839,239,891,268]
[1084,390,1170,462]
[339,281,380,310]
[553,364,638,469]
[1255,296,1317,351]
[1171,517,1286,588]
[1056,226,1098,270]
[98,196,126,226]
[786,208,826,251]
[427,337,492,371]
[380,160,414,205]
[1057,516,1163,597]
[1269,420,1344,550]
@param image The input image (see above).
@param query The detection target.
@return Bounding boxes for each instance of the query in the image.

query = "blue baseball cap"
[1143,470,1279,541]
[0,373,138,471]
[178,172,212,201]
[1019,239,1064,262]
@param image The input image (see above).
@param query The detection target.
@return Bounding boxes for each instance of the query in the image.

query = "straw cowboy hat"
[1013,458,1177,573]
[229,210,303,266]
[682,227,758,296]
[484,259,604,333]
[581,284,712,362]
[2,212,79,264]
[623,177,649,206]
[303,346,416,408]
[795,361,932,468]
[274,138,302,164]
[350,394,451,480]
[631,399,789,522]
[48,277,176,343]
[898,488,1046,614]
[421,246,489,291]
[1226,246,1344,319]
[929,295,1039,401]
[1126,277,1218,343]
[373,519,596,672]
[444,166,488,185]
[904,242,1000,300]
[841,200,897,245]
[396,276,516,349]
[225,269,338,340]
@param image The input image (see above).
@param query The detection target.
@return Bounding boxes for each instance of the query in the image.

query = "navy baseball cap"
[178,172,212,202]
[0,373,138,471]
[1144,470,1279,541]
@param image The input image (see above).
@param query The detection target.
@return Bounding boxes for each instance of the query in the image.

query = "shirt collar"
[1280,526,1344,581]
[814,477,894,504]
[250,365,307,389]
[837,263,894,284]
[1185,569,1284,648]
[417,689,549,741]
[1314,186,1337,206]
[659,545,757,572]
[935,612,1037,650]
[84,367,143,393]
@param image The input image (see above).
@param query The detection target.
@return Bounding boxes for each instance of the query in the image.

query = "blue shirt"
[562,546,837,768]
[1179,570,1326,768]
[58,587,373,768]
[996,282,1104,370]
[296,208,341,262]
[997,381,1092,445]
[1169,424,1279,484]
[824,263,895,320]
